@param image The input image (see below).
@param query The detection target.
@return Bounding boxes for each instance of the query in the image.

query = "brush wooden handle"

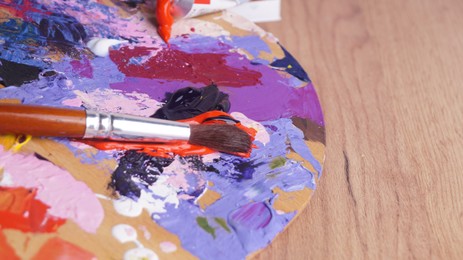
[0,104,86,137]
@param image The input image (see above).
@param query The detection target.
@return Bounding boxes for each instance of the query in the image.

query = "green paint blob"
[214,217,231,233]
[196,217,216,239]
[270,156,286,169]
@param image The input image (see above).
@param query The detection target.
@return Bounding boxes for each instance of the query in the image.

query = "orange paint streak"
[156,0,174,44]
[32,237,95,260]
[0,231,19,260]
[0,187,65,233]
[82,111,256,158]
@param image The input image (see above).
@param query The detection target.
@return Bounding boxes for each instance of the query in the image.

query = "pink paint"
[163,159,193,192]
[61,97,83,107]
[138,225,152,240]
[159,241,177,253]
[70,88,162,117]
[0,147,104,233]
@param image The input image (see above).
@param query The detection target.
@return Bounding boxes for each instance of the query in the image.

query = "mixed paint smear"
[0,147,104,233]
[0,1,325,259]
[0,187,65,233]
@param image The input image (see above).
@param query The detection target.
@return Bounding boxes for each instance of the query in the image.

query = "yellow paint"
[0,135,17,150]
[197,188,222,210]
[0,135,32,152]
[272,187,312,214]
[0,99,21,104]
[12,135,32,152]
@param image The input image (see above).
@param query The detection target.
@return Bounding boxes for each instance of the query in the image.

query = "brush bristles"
[189,124,252,154]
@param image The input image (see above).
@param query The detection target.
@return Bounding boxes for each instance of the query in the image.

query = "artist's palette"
[0,1,325,259]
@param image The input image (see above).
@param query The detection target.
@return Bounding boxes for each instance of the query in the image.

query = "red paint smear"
[0,0,52,21]
[0,187,65,233]
[32,237,95,260]
[195,0,211,4]
[0,231,19,260]
[109,46,262,87]
[81,111,256,158]
[70,59,93,78]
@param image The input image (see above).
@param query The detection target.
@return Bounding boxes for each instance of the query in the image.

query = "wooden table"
[258,0,463,259]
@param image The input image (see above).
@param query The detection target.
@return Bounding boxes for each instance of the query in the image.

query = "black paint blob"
[122,0,146,8]
[109,151,174,198]
[0,59,42,87]
[110,152,219,199]
[151,84,230,120]
[38,13,87,44]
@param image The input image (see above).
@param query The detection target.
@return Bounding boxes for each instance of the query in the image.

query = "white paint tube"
[173,0,250,19]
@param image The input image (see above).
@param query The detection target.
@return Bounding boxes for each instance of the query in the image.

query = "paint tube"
[173,0,250,19]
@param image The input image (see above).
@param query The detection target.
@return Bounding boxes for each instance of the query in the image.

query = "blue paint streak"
[225,35,271,62]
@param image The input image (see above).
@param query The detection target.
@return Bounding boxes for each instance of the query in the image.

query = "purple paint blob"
[229,202,272,230]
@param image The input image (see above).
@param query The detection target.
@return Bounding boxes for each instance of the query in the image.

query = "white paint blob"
[124,248,159,260]
[113,174,180,218]
[113,197,144,217]
[86,37,128,57]
[159,241,177,253]
[231,112,270,145]
[95,193,111,200]
[0,171,14,186]
[112,224,138,244]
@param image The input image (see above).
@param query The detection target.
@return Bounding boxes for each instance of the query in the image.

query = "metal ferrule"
[84,111,191,142]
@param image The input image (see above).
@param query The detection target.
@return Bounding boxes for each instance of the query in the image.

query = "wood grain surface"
[257,0,463,259]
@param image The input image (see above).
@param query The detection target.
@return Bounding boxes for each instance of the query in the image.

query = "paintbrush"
[0,104,252,154]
